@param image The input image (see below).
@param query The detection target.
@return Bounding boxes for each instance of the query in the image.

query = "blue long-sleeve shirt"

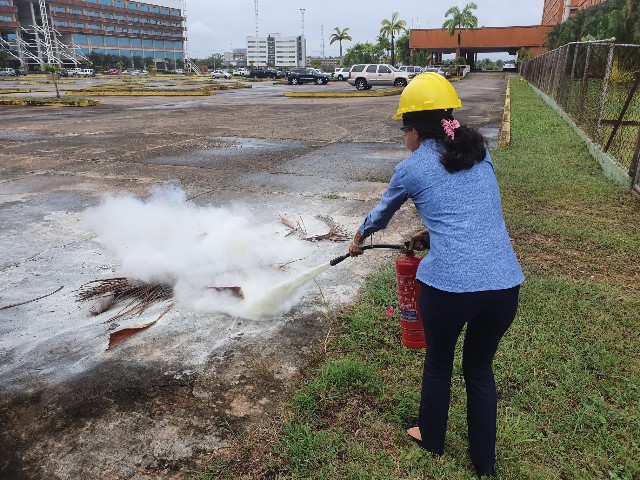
[359,139,524,293]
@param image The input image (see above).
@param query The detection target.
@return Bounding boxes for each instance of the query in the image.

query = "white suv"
[398,65,424,78]
[347,64,410,90]
[76,68,95,77]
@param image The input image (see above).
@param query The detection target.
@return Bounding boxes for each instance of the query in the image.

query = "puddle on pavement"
[143,137,313,167]
[0,130,42,141]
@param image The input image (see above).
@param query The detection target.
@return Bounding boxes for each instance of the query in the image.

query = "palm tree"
[329,27,352,59]
[379,12,407,66]
[442,2,479,60]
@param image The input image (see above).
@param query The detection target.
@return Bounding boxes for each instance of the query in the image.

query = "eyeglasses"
[400,126,413,132]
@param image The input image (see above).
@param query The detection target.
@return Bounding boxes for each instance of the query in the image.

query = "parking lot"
[0,72,510,479]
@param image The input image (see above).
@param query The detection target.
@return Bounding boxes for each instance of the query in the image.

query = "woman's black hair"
[403,109,486,173]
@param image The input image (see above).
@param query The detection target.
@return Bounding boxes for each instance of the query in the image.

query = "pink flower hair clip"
[441,119,460,140]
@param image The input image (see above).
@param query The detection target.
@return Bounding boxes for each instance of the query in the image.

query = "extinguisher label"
[401,310,419,322]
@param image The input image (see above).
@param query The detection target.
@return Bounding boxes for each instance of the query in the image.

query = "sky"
[184,0,546,61]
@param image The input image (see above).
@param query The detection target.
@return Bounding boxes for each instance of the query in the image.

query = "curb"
[64,91,214,96]
[498,81,511,148]
[284,88,403,98]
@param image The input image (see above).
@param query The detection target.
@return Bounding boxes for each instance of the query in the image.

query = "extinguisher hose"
[329,243,407,266]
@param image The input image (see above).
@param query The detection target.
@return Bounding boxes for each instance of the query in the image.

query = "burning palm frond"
[107,302,174,349]
[77,277,173,323]
[278,212,350,242]
[78,277,244,349]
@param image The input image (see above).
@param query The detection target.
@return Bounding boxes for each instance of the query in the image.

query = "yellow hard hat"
[392,72,462,120]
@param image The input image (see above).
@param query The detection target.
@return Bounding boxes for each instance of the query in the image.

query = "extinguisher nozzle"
[329,253,351,266]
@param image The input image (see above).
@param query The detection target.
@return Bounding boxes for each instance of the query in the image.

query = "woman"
[349,73,524,478]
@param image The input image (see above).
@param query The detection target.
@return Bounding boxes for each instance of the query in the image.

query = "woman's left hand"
[349,230,365,256]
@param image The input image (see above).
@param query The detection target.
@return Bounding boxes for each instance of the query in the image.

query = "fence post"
[578,44,592,128]
[596,42,616,141]
[630,127,640,179]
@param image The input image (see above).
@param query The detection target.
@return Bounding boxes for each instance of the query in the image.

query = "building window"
[101,0,112,5]
[72,33,87,43]
[114,1,124,7]
[52,7,66,13]
[71,22,84,28]
[139,5,148,11]
[161,8,169,14]
[87,11,100,17]
[150,6,159,13]
[127,3,137,10]
[70,9,83,14]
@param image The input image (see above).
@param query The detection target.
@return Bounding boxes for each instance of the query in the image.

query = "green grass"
[195,79,640,480]
[0,95,99,106]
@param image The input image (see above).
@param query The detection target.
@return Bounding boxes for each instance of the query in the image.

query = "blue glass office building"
[0,0,184,68]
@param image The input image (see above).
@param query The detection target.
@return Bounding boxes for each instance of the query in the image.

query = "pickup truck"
[233,68,250,76]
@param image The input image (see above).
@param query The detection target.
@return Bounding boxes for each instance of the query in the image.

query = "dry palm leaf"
[107,301,174,349]
[278,212,350,242]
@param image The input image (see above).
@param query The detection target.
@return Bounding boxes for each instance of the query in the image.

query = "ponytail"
[402,110,486,173]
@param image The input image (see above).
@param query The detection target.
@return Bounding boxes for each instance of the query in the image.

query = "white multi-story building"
[246,32,305,68]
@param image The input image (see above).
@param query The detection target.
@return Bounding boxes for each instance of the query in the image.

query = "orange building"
[409,25,551,66]
[541,0,606,25]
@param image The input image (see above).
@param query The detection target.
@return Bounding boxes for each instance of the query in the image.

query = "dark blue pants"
[417,283,520,475]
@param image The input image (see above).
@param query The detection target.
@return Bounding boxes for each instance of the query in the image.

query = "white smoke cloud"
[82,183,322,319]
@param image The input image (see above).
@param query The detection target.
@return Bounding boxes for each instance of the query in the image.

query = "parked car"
[104,68,120,75]
[347,64,410,90]
[76,68,95,77]
[333,67,350,81]
[130,69,149,76]
[423,66,448,78]
[211,69,232,79]
[233,68,250,76]
[249,68,279,79]
[0,67,16,76]
[67,68,82,76]
[14,67,27,76]
[503,63,517,72]
[287,67,330,85]
[398,65,424,78]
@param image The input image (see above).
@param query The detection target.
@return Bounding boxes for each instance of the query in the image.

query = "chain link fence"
[520,41,640,198]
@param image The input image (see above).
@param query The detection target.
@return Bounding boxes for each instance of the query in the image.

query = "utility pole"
[300,9,305,37]
[254,0,259,37]
[181,0,189,71]
[320,25,324,58]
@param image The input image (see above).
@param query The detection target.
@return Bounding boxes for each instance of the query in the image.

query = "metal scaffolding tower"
[180,0,201,74]
[37,0,55,64]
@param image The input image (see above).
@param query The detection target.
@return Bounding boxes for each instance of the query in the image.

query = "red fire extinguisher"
[328,243,427,349]
[395,250,426,349]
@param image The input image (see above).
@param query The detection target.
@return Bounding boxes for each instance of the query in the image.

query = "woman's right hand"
[409,230,430,251]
